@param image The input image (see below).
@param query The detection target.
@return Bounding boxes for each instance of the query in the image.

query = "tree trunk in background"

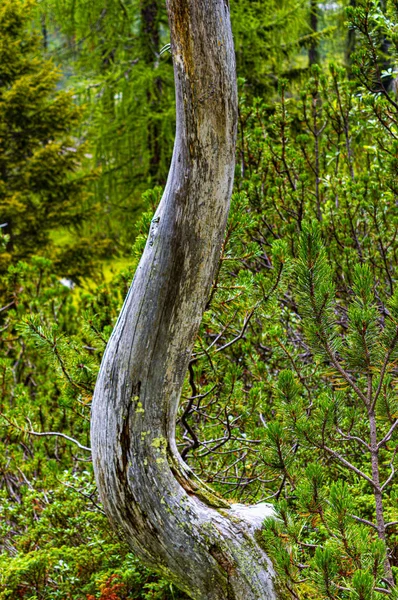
[140,0,162,181]
[91,0,277,598]
[41,14,48,51]
[140,0,160,62]
[379,0,393,90]
[345,0,356,70]
[309,0,320,66]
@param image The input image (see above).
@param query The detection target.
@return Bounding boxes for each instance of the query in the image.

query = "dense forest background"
[2,0,398,597]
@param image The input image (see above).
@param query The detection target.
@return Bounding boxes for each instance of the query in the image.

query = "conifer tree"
[39,0,174,250]
[0,0,91,277]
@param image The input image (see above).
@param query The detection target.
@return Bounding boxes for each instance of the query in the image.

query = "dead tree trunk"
[91,1,277,598]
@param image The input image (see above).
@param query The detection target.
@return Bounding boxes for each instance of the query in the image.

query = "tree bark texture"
[91,1,277,598]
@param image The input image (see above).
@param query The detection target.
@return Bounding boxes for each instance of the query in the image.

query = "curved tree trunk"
[91,1,277,598]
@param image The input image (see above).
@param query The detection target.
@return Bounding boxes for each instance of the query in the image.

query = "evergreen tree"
[0,0,96,280]
[39,0,175,250]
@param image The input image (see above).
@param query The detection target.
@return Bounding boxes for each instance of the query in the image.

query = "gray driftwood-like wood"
[91,1,277,598]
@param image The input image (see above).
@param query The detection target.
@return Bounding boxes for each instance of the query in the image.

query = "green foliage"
[33,0,352,250]
[0,472,187,599]
[36,0,175,250]
[0,0,107,281]
[4,0,398,599]
[232,0,346,96]
[173,11,398,592]
[0,250,189,599]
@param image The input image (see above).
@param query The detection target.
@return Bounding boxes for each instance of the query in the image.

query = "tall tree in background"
[38,0,174,251]
[140,0,163,180]
[0,0,92,278]
[91,0,277,598]
[308,0,320,65]
[231,0,308,95]
[36,0,347,252]
[345,0,356,68]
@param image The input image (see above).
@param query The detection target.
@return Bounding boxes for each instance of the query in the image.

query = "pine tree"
[261,224,398,594]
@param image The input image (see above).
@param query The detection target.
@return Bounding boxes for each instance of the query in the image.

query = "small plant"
[87,574,126,600]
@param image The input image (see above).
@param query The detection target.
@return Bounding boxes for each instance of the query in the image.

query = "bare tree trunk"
[91,1,277,599]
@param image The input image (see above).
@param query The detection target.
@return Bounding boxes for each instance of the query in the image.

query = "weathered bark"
[91,1,277,598]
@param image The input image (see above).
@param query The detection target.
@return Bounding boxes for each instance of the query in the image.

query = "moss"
[254,529,268,553]
[168,453,230,509]
[194,484,230,509]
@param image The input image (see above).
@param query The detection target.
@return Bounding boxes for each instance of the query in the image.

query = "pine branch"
[371,328,398,412]
[378,420,398,449]
[321,444,378,490]
[336,427,371,452]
